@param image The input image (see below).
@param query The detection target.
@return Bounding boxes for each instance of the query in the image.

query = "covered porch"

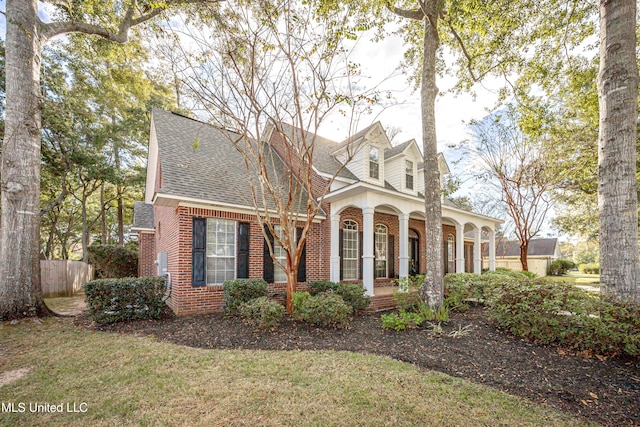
[325,188,502,297]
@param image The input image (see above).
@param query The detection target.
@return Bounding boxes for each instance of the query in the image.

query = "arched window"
[342,220,358,280]
[375,224,388,278]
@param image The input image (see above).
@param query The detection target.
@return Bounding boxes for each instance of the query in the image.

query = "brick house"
[132,109,503,316]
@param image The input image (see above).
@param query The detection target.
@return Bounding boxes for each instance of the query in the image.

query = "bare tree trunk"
[286,271,297,314]
[419,1,444,308]
[597,0,639,302]
[519,243,529,272]
[100,182,107,244]
[114,148,125,246]
[81,194,90,263]
[0,0,51,319]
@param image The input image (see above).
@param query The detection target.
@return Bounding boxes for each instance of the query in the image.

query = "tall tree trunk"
[597,0,639,302]
[0,0,51,319]
[419,1,444,308]
[100,182,107,244]
[114,144,125,246]
[81,194,90,263]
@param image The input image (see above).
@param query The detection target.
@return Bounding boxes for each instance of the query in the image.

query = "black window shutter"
[263,226,274,283]
[237,222,250,279]
[388,234,395,278]
[192,218,207,286]
[296,227,306,283]
[339,229,344,281]
[358,231,363,280]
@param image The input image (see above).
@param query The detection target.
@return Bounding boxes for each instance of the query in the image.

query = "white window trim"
[206,218,237,285]
[273,225,295,283]
[375,224,388,278]
[342,220,359,280]
[405,159,414,191]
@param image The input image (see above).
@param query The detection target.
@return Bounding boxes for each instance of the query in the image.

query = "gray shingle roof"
[152,109,316,214]
[331,122,380,152]
[277,122,357,180]
[384,140,413,159]
[485,238,558,257]
[133,202,154,229]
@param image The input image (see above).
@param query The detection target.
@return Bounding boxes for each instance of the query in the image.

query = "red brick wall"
[138,232,156,277]
[156,205,326,316]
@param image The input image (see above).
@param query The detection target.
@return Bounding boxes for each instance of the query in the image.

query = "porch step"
[366,293,397,312]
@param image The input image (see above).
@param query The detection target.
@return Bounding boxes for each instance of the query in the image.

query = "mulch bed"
[90,306,639,426]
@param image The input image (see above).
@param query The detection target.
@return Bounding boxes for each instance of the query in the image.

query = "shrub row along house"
[132,109,503,315]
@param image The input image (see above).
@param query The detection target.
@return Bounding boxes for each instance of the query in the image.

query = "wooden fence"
[40,260,94,297]
[482,258,551,277]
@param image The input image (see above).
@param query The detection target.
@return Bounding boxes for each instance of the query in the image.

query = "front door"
[409,229,419,275]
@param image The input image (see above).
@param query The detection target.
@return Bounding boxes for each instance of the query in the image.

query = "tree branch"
[40,183,68,216]
[41,6,163,43]
[442,18,478,82]
[386,2,424,21]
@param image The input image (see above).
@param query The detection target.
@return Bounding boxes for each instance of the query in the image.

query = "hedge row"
[578,263,600,274]
[84,277,166,324]
[222,279,368,329]
[88,244,138,278]
[444,272,640,357]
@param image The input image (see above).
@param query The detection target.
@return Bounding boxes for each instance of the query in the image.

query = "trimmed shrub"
[222,278,269,314]
[549,259,575,276]
[487,280,640,357]
[308,280,339,295]
[300,293,352,329]
[493,267,537,279]
[336,283,370,312]
[238,297,285,329]
[83,277,166,324]
[308,281,370,312]
[381,311,423,331]
[88,244,137,278]
[291,291,311,319]
[578,263,600,274]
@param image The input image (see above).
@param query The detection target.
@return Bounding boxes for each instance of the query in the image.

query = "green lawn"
[0,318,595,426]
[544,271,600,286]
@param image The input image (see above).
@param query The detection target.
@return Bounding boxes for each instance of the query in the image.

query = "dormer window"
[369,146,379,179]
[405,160,414,190]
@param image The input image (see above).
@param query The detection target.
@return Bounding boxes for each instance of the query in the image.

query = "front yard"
[0,316,590,427]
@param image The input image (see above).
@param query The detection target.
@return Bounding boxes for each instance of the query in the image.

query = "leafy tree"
[328,0,595,307]
[0,0,195,320]
[573,240,599,265]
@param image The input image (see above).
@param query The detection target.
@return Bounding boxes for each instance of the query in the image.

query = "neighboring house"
[131,109,503,316]
[482,238,560,277]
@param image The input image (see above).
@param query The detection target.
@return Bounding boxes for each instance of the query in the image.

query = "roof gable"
[149,109,318,215]
[385,139,421,161]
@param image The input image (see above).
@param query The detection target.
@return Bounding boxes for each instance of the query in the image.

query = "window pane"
[342,221,359,280]
[375,225,387,278]
[206,219,237,284]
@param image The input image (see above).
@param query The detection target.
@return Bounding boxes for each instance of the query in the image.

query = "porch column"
[488,228,496,271]
[473,228,482,274]
[455,224,465,272]
[330,213,341,283]
[362,207,375,296]
[398,214,409,279]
